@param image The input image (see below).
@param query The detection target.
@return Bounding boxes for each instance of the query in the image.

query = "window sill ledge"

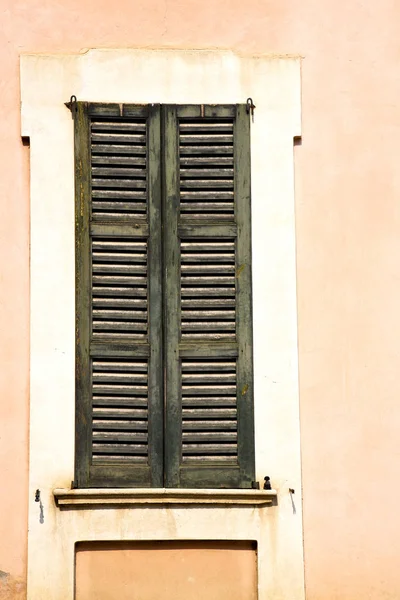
[53,487,278,508]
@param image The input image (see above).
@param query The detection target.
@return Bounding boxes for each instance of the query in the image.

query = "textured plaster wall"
[1,1,400,599]
[75,541,257,600]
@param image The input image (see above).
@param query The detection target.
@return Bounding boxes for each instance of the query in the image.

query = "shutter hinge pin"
[246,97,256,123]
[65,95,77,119]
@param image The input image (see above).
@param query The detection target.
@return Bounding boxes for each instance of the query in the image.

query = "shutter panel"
[164,104,255,488]
[75,102,163,488]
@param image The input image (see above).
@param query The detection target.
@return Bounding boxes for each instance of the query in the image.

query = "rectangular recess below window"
[75,541,257,600]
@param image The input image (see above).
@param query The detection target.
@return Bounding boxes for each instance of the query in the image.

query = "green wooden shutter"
[75,102,163,488]
[164,104,255,488]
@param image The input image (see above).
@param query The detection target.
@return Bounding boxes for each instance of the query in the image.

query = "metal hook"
[65,95,77,119]
[246,97,256,123]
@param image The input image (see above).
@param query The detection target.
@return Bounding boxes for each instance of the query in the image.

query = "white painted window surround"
[21,49,303,600]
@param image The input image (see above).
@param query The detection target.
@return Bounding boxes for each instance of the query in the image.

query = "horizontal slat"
[92,275,146,285]
[182,385,236,395]
[182,373,235,383]
[180,204,234,214]
[93,420,148,430]
[92,213,148,222]
[93,310,147,321]
[92,455,148,464]
[180,180,233,189]
[93,432,148,442]
[93,264,146,274]
[93,360,147,372]
[93,264,147,274]
[93,239,147,251]
[92,133,146,144]
[180,168,234,178]
[92,444,147,455]
[181,408,236,419]
[180,135,233,144]
[182,431,237,442]
[92,178,146,190]
[92,299,147,309]
[92,167,146,177]
[181,287,235,297]
[92,287,147,298]
[93,384,148,395]
[182,298,235,308]
[181,253,235,263]
[181,265,234,273]
[181,276,235,285]
[92,202,147,212]
[93,333,148,341]
[181,333,236,339]
[181,322,235,331]
[91,122,146,133]
[181,191,234,200]
[181,456,237,464]
[92,253,147,264]
[180,157,233,166]
[181,362,236,372]
[91,156,146,166]
[182,420,237,430]
[92,189,147,199]
[181,310,235,320]
[182,444,237,455]
[93,372,147,383]
[181,397,236,407]
[92,406,148,415]
[93,322,147,331]
[180,123,233,133]
[92,144,146,155]
[180,146,233,156]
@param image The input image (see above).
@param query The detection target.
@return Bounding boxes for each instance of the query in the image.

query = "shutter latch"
[246,98,256,123]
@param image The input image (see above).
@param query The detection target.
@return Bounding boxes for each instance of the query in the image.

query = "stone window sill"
[53,487,278,509]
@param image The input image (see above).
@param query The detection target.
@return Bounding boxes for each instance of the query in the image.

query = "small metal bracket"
[34,489,40,502]
[246,97,256,123]
[65,95,77,119]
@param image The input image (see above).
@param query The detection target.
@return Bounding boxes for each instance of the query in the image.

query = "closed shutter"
[75,102,163,488]
[164,105,255,488]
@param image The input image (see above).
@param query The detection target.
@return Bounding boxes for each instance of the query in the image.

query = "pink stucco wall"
[1,1,399,598]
